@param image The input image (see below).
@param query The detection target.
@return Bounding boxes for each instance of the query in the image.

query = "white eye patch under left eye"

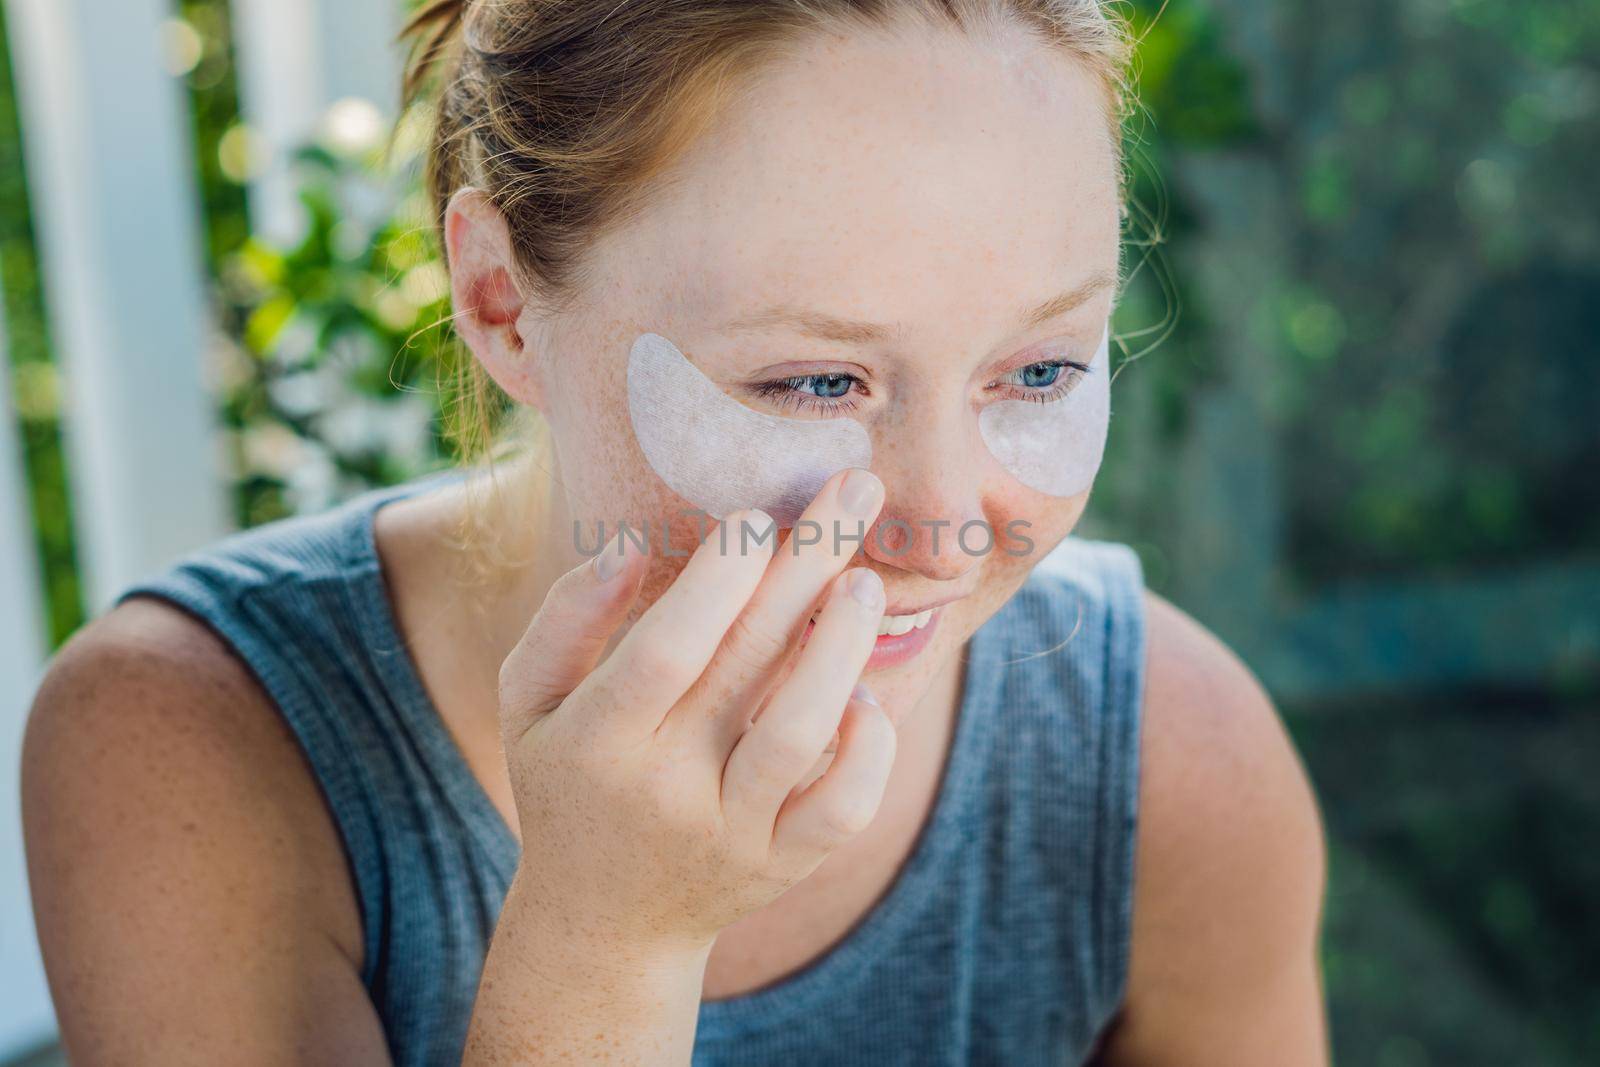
[627,332,874,527]
[977,325,1112,497]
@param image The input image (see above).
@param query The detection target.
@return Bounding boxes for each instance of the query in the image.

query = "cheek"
[584,403,644,495]
[541,332,680,527]
[935,491,1085,660]
[622,509,733,625]
[979,475,1085,564]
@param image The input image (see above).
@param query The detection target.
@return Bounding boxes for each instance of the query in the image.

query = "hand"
[496,467,896,957]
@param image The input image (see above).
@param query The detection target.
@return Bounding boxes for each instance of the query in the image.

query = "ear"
[443,187,546,410]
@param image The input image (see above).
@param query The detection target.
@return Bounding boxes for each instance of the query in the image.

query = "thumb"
[497,528,648,741]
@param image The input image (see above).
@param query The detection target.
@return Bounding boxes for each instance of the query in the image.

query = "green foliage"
[1127,0,1262,146]
[1088,0,1263,562]
[1274,0,1600,581]
[0,3,83,645]
[1118,0,1265,383]
[179,0,250,273]
[1293,692,1600,1065]
[211,141,458,527]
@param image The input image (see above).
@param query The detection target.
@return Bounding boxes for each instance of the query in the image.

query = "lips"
[862,603,941,671]
[798,600,947,673]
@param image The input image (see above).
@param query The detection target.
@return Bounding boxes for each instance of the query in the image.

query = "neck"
[453,452,584,671]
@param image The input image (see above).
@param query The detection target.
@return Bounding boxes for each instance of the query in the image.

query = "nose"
[862,403,988,582]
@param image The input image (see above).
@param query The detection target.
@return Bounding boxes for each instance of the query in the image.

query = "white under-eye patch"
[977,326,1112,497]
[627,332,873,527]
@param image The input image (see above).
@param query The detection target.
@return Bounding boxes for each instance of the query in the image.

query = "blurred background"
[0,0,1595,1064]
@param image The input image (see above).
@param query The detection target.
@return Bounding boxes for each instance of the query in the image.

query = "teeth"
[877,608,934,636]
[807,606,937,634]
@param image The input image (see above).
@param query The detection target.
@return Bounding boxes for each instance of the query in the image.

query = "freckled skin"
[514,24,1120,726]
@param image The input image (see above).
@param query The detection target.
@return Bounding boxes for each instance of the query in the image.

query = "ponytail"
[400,0,467,109]
[397,0,476,253]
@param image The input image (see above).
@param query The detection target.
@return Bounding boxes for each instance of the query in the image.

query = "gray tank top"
[117,475,1147,1066]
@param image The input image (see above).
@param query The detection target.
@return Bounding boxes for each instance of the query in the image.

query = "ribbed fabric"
[117,474,1147,1067]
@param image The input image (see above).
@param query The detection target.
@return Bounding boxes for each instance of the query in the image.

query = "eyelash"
[749,359,1092,413]
[750,373,862,415]
[1002,360,1093,405]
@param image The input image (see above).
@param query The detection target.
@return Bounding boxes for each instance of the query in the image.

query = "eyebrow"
[718,268,1120,345]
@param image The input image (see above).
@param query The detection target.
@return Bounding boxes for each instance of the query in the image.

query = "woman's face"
[501,24,1122,724]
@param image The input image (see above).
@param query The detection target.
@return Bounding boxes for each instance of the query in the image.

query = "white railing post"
[0,276,54,1062]
[231,0,404,246]
[3,0,227,613]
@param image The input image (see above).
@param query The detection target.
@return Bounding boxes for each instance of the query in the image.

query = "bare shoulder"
[1134,589,1327,896]
[1093,589,1330,1066]
[21,596,388,1064]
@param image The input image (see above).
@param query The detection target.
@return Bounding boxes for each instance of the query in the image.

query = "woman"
[22,1,1329,1063]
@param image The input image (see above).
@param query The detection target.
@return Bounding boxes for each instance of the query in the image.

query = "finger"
[689,467,885,749]
[770,687,897,865]
[721,566,883,839]
[580,508,777,740]
[498,526,648,742]
[790,679,867,790]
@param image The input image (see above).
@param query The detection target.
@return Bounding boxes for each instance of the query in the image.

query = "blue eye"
[751,372,863,414]
[999,359,1091,404]
[801,374,854,399]
[1018,362,1063,388]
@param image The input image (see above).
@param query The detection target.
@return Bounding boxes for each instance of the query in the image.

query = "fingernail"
[744,509,776,544]
[839,468,882,517]
[594,537,627,581]
[848,568,884,610]
[851,681,879,706]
